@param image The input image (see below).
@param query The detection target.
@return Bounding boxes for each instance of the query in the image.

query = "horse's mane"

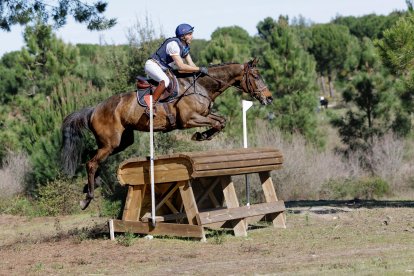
[173,62,241,78]
[208,62,240,68]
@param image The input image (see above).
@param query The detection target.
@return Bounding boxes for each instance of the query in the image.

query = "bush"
[321,177,390,200]
[36,177,83,216]
[0,196,41,216]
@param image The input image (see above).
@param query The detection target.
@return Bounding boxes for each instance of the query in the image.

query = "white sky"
[0,0,408,56]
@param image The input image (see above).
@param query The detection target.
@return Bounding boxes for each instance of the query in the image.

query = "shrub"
[0,196,41,216]
[351,177,390,199]
[36,177,83,216]
[321,177,390,200]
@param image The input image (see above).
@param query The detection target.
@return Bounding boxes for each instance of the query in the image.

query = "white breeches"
[144,59,170,87]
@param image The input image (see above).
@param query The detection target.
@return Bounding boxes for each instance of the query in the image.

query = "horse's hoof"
[191,132,205,141]
[80,199,92,210]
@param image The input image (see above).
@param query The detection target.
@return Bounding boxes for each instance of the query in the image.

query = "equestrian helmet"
[175,23,194,37]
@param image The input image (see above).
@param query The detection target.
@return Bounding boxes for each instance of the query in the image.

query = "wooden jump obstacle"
[109,147,286,240]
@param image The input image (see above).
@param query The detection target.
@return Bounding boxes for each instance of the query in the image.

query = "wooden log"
[197,201,285,225]
[194,157,283,171]
[112,219,204,238]
[191,153,282,166]
[192,164,282,178]
[178,181,201,226]
[180,147,282,158]
[122,185,146,221]
[220,176,247,237]
[259,171,286,228]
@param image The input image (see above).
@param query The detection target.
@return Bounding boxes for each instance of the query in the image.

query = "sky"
[0,0,408,56]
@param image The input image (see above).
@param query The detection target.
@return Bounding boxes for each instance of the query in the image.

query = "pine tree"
[255,16,320,144]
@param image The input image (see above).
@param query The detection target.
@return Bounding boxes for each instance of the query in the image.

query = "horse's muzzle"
[266,96,273,105]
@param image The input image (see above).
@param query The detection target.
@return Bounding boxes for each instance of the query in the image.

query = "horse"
[61,58,273,209]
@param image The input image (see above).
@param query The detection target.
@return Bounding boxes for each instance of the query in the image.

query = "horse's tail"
[61,107,94,176]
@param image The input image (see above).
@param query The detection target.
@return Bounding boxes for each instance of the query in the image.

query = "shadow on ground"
[286,199,414,209]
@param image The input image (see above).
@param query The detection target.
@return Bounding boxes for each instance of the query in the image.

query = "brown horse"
[61,58,272,209]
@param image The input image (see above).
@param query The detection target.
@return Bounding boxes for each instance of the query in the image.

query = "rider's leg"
[144,59,170,87]
[144,60,169,116]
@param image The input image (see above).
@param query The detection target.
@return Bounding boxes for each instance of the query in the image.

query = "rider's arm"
[171,54,199,73]
[184,54,196,67]
[166,41,199,73]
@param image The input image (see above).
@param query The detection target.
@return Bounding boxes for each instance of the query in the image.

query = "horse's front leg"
[183,113,226,141]
[196,113,227,140]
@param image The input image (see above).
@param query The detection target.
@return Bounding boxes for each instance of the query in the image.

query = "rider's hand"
[199,67,208,75]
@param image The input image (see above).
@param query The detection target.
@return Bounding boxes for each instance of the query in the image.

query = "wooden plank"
[118,168,190,185]
[198,201,285,225]
[220,176,247,237]
[122,185,145,221]
[141,212,187,222]
[259,171,286,229]
[117,157,192,185]
[178,181,201,225]
[112,219,204,238]
[191,152,282,165]
[192,164,282,178]
[195,157,283,171]
[195,178,220,207]
[155,184,179,211]
[181,147,281,158]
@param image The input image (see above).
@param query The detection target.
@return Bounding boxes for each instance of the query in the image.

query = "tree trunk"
[328,75,335,98]
[319,76,327,96]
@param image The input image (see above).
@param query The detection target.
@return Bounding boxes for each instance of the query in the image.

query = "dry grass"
[199,120,414,201]
[1,207,413,275]
[0,151,31,198]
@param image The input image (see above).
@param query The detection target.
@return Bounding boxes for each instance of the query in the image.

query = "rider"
[144,23,208,115]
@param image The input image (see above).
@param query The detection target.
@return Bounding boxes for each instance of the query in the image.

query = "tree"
[16,22,79,95]
[333,12,403,40]
[256,16,320,144]
[330,69,397,151]
[199,26,252,64]
[308,23,359,97]
[375,8,414,132]
[0,0,116,31]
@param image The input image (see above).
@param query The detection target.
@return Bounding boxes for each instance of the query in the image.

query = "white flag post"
[242,100,253,206]
[149,93,156,227]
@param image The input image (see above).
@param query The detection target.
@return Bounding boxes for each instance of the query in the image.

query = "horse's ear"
[249,57,259,67]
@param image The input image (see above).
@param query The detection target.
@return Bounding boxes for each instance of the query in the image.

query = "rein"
[177,62,268,105]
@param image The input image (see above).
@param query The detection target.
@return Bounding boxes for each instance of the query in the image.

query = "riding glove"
[199,67,208,75]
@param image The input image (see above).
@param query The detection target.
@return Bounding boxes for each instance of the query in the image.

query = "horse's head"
[239,58,273,105]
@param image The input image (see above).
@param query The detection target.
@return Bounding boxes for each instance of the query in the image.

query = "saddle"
[135,75,179,108]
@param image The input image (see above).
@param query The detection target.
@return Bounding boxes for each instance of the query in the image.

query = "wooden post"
[122,185,146,221]
[178,180,206,241]
[220,176,247,237]
[259,171,286,228]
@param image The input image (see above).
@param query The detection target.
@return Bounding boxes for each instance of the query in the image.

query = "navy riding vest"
[151,37,190,69]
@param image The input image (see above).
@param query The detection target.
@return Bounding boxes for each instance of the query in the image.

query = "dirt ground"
[1,201,413,275]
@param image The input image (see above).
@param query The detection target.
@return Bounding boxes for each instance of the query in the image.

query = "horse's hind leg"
[80,129,134,210]
[80,146,114,209]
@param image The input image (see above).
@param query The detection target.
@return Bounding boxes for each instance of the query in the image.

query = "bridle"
[180,62,268,103]
[239,63,268,99]
[205,62,268,96]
